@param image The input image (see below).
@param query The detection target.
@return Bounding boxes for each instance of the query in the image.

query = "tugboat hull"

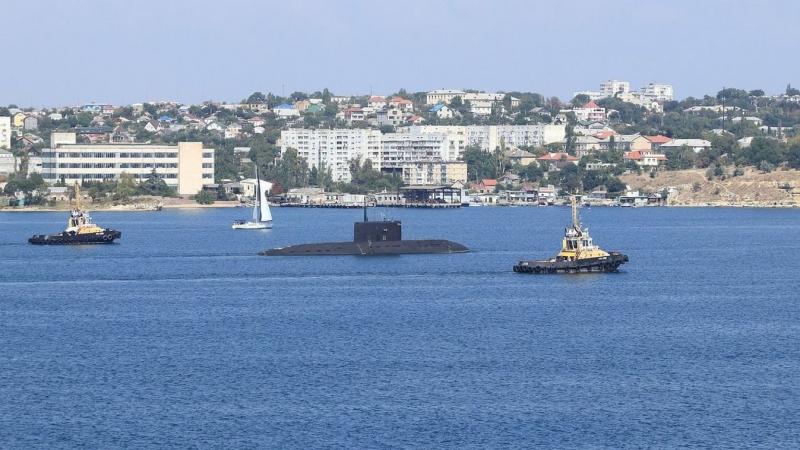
[513,252,628,274]
[29,230,122,245]
[260,239,468,256]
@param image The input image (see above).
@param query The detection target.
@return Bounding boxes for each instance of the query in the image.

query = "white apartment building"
[641,83,674,102]
[426,90,467,105]
[280,129,468,183]
[572,101,607,122]
[0,116,11,149]
[0,149,16,175]
[572,90,606,101]
[410,124,566,151]
[425,90,519,115]
[399,161,468,186]
[600,80,631,97]
[280,128,383,182]
[40,132,214,195]
[380,133,450,169]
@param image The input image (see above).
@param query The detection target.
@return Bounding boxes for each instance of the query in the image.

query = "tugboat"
[29,182,122,245]
[513,196,627,274]
[260,200,468,256]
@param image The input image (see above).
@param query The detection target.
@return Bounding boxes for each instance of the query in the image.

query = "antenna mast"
[571,195,580,230]
[74,181,82,211]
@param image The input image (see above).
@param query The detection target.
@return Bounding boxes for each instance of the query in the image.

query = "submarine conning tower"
[353,220,402,242]
[354,200,401,242]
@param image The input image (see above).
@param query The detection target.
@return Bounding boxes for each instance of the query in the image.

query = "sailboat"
[232,166,272,229]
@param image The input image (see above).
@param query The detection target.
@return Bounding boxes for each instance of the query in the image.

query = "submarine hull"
[260,239,468,256]
[29,229,122,245]
[513,252,628,274]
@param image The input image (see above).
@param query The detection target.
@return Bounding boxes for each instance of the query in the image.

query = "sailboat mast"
[254,165,261,222]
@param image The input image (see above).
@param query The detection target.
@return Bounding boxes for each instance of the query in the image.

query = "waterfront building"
[396,161,467,186]
[280,128,468,183]
[0,149,16,176]
[280,128,383,182]
[380,132,451,167]
[40,132,214,195]
[0,116,11,149]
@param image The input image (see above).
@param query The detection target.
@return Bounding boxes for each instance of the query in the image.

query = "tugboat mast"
[74,181,82,211]
[571,195,580,230]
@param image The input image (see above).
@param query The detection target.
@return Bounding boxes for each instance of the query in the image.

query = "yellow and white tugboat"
[29,183,122,245]
[513,196,627,274]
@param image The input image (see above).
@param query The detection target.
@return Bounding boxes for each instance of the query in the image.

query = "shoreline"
[2,202,798,212]
[0,201,241,212]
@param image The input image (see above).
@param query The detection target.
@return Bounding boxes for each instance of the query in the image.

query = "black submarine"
[259,203,468,256]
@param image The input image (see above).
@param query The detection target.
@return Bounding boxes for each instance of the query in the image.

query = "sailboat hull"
[232,221,272,230]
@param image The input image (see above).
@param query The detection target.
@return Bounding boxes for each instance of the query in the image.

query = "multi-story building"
[411,124,566,151]
[0,116,11,149]
[380,133,450,169]
[425,90,519,115]
[641,83,674,102]
[280,129,467,183]
[0,149,16,175]
[572,101,607,122]
[600,80,631,97]
[398,161,467,186]
[40,132,214,195]
[280,128,383,182]
[426,90,467,105]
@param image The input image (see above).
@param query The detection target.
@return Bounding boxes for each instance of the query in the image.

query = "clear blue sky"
[2,0,798,106]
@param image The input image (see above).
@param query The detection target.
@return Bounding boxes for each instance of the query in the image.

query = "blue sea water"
[1,206,799,448]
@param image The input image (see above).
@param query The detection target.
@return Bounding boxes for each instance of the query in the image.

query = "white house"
[224,123,243,139]
[272,103,300,118]
[429,103,454,119]
[377,108,405,127]
[624,150,667,168]
[572,101,606,122]
[660,139,712,153]
[0,116,11,149]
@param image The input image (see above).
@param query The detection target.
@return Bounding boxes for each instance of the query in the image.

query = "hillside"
[620,168,800,207]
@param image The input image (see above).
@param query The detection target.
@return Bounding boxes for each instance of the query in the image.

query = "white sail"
[260,181,272,222]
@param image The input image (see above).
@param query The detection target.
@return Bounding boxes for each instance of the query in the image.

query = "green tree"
[194,189,216,204]
[737,137,786,166]
[787,142,800,169]
[246,92,266,103]
[113,172,137,201]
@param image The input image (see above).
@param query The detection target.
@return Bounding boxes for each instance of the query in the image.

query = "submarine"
[260,203,468,256]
